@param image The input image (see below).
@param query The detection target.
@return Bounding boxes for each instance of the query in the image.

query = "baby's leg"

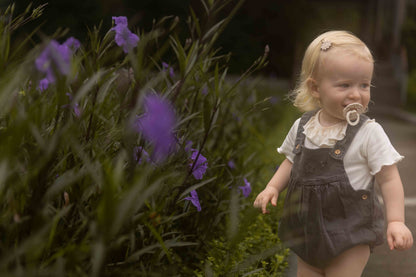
[325,244,370,277]
[297,256,325,277]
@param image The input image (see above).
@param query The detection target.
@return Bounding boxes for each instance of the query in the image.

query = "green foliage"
[402,3,416,72]
[406,70,416,112]
[0,1,292,276]
[402,2,416,112]
[191,81,297,275]
[196,213,289,276]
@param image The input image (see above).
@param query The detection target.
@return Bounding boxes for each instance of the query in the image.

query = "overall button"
[334,149,341,155]
[361,194,368,200]
[296,144,300,150]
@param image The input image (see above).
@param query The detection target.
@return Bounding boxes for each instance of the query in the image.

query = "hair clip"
[320,39,332,51]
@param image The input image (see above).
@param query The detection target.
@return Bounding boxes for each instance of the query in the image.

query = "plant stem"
[85,86,99,142]
[177,99,220,194]
[172,79,184,103]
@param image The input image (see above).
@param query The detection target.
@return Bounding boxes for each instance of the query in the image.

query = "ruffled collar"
[303,110,348,147]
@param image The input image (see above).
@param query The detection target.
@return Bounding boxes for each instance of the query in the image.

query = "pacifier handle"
[343,103,366,126]
[346,110,360,126]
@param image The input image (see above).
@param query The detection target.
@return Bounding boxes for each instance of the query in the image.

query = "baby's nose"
[348,87,361,99]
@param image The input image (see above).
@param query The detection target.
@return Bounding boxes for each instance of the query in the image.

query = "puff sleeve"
[277,118,301,163]
[363,121,404,175]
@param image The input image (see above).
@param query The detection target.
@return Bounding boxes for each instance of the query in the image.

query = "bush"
[402,2,416,111]
[406,70,416,112]
[198,214,289,276]
[0,2,291,276]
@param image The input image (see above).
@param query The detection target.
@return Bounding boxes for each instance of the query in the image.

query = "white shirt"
[277,113,403,190]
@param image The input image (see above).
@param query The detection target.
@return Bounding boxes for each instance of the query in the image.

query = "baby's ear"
[307,78,320,99]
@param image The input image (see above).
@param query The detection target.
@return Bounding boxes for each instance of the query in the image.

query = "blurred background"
[2,1,416,275]
[8,0,416,112]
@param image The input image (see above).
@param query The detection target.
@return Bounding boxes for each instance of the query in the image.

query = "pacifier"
[343,103,366,126]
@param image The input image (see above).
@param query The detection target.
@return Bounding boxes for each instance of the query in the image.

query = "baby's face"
[312,50,373,126]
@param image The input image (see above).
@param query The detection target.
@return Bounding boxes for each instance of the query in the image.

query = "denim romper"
[278,111,384,268]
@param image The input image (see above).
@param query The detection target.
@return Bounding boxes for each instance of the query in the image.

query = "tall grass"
[0,2,292,275]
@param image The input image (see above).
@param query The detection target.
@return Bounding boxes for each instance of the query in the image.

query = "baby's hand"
[387,221,413,250]
[253,186,279,214]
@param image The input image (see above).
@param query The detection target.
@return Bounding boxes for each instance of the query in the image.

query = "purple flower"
[269,96,280,105]
[64,37,81,49]
[111,16,139,53]
[201,86,208,95]
[189,149,208,180]
[135,95,176,161]
[73,103,81,118]
[232,113,241,123]
[35,37,80,91]
[184,140,193,153]
[185,190,201,211]
[64,93,82,117]
[134,146,151,164]
[113,16,127,26]
[38,78,50,91]
[239,178,251,198]
[228,160,236,169]
[162,62,175,78]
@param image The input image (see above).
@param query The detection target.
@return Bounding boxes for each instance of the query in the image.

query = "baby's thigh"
[325,244,370,277]
[297,256,325,277]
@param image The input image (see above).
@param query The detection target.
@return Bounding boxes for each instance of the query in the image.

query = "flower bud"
[265,44,270,54]
[64,192,70,207]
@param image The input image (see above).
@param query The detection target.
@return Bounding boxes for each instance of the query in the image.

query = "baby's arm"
[376,164,413,250]
[253,158,292,214]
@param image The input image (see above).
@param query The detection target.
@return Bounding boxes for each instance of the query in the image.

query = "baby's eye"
[360,83,370,89]
[338,83,349,88]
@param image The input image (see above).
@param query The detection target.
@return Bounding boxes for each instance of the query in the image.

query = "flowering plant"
[111,16,140,53]
[35,37,80,90]
[0,2,289,276]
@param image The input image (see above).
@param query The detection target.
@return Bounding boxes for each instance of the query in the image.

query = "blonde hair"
[290,30,374,111]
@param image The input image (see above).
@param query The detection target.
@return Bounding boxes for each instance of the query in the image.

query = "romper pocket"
[354,189,373,220]
[340,187,373,225]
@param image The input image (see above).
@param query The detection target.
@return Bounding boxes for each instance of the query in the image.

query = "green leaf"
[110,170,166,237]
[170,35,187,77]
[44,168,86,200]
[127,239,198,263]
[203,97,211,133]
[178,176,217,200]
[91,240,106,277]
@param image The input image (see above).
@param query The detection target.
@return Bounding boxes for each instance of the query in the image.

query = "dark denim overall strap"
[279,112,384,269]
[329,114,369,160]
[292,110,316,155]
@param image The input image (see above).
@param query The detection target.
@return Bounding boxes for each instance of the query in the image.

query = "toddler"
[253,30,413,276]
